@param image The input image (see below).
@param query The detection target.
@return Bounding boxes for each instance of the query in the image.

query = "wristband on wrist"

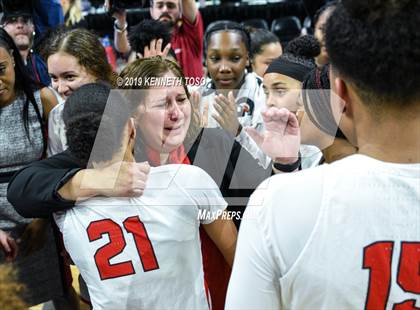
[114,20,128,33]
[272,153,301,173]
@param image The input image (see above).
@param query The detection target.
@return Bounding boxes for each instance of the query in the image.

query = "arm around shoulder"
[7,152,82,218]
[7,157,150,218]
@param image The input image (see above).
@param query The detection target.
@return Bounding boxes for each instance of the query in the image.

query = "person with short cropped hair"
[53,82,236,309]
[226,0,420,308]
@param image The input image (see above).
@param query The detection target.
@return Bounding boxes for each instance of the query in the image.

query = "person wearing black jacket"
[7,57,271,224]
[7,56,271,310]
[7,125,270,221]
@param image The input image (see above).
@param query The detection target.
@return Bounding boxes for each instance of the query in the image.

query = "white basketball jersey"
[226,154,419,309]
[54,164,227,310]
[276,155,420,309]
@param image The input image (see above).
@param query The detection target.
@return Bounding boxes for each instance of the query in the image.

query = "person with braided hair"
[300,64,356,163]
[226,0,419,307]
[200,21,266,137]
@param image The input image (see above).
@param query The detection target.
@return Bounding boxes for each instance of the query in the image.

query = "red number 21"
[363,241,420,310]
[87,216,159,280]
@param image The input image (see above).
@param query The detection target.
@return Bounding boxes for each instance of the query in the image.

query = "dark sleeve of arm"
[32,0,64,35]
[7,151,82,219]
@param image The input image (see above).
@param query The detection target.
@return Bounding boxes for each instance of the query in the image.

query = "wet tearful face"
[135,71,191,153]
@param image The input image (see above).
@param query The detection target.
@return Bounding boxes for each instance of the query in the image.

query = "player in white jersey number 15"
[226,0,420,309]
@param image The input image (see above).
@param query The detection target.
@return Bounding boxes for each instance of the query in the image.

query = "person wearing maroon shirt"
[110,0,204,79]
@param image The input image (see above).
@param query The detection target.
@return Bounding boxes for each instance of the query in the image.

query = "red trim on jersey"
[146,144,191,166]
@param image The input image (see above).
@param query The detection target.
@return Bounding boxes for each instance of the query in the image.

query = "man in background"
[110,0,204,78]
[1,0,51,86]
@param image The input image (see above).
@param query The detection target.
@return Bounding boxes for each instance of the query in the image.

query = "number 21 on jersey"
[363,241,420,310]
[87,216,160,280]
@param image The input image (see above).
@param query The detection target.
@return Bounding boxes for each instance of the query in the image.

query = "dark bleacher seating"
[241,18,269,30]
[271,15,301,46]
[84,2,306,38]
[301,15,313,35]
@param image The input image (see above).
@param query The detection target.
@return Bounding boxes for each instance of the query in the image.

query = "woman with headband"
[240,35,324,171]
[245,50,356,171]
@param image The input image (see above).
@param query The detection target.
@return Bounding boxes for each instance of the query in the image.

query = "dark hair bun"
[285,35,320,59]
[342,0,413,22]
